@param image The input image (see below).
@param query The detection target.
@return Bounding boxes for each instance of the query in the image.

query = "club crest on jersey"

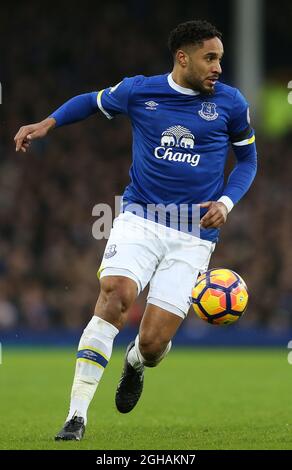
[104,244,117,259]
[198,102,218,121]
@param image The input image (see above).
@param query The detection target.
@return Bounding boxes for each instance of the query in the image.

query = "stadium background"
[0,0,292,346]
[2,0,292,452]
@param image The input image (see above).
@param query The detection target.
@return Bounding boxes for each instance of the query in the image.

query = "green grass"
[1,347,292,450]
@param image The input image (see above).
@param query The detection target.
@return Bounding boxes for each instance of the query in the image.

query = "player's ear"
[176,49,188,68]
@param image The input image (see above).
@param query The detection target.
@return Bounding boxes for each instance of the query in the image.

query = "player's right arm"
[14,92,99,152]
[14,77,136,153]
[14,117,56,152]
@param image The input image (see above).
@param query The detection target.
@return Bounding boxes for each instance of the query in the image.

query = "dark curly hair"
[168,20,222,55]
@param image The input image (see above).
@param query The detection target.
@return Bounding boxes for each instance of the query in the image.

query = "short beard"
[185,76,214,96]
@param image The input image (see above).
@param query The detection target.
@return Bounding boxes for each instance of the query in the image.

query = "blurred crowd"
[1,1,292,332]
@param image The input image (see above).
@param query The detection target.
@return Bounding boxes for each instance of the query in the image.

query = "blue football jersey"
[97,73,255,242]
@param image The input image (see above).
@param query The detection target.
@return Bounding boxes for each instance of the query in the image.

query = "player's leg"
[115,303,183,413]
[55,275,137,441]
[55,212,160,440]
[137,303,182,364]
[115,228,215,414]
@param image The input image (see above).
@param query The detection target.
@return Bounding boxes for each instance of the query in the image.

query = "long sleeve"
[49,92,98,127]
[220,89,257,210]
[221,140,257,205]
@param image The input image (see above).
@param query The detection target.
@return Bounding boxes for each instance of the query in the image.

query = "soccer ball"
[191,268,248,325]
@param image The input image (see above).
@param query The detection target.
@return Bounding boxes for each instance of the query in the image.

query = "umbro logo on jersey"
[145,101,159,110]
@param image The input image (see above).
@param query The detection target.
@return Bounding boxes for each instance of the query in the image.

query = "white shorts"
[98,212,215,319]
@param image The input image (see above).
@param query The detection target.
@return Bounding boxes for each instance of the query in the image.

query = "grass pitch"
[0,347,292,450]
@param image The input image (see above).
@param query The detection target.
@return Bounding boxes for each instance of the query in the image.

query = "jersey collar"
[167,73,200,96]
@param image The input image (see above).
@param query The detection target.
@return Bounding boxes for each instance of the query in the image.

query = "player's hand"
[199,201,228,229]
[14,117,56,152]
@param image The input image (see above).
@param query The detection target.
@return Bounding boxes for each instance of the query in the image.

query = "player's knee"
[100,276,137,314]
[139,335,168,366]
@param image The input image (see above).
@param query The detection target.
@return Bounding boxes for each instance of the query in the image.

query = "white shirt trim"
[167,73,200,96]
[232,135,255,147]
[97,90,113,120]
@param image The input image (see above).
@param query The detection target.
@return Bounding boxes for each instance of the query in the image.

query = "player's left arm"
[200,90,257,229]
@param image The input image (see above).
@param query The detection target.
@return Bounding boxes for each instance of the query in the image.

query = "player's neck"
[171,70,190,89]
[169,70,200,95]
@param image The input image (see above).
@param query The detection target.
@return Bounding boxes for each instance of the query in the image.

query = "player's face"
[183,37,224,94]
